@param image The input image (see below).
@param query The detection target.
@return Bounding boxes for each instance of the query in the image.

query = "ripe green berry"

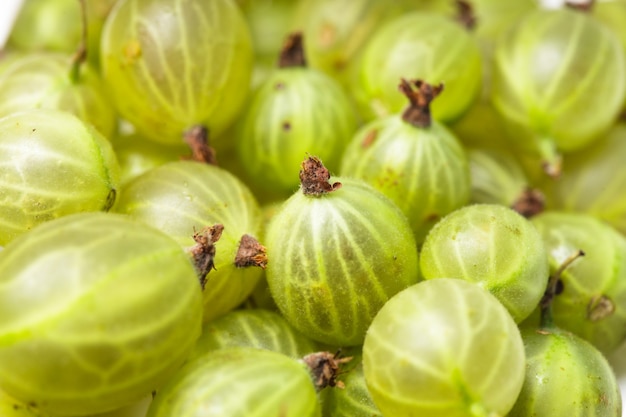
[420,204,549,323]
[265,156,420,346]
[0,212,203,416]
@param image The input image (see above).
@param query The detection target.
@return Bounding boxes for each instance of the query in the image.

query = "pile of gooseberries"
[1,0,626,416]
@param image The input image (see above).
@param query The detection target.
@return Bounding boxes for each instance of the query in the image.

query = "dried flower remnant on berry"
[399,79,444,128]
[588,294,615,321]
[565,0,595,12]
[455,0,477,30]
[183,125,218,165]
[302,351,353,391]
[299,156,342,196]
[188,224,224,288]
[234,235,268,269]
[278,32,307,68]
[511,187,545,218]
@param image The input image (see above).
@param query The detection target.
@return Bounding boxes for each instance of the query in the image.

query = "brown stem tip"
[278,32,307,68]
[510,187,545,219]
[183,125,218,165]
[299,156,342,196]
[302,351,353,391]
[399,79,444,128]
[456,0,477,30]
[188,224,224,289]
[565,0,595,12]
[234,234,268,269]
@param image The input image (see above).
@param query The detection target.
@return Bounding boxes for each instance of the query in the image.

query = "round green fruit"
[0,212,203,416]
[146,347,322,417]
[419,204,549,323]
[363,278,525,417]
[100,0,253,144]
[0,109,119,246]
[265,156,420,346]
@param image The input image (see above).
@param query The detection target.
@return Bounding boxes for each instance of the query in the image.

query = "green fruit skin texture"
[543,123,626,235]
[189,308,319,361]
[0,109,120,246]
[0,52,117,139]
[340,116,470,243]
[0,212,203,416]
[293,0,418,86]
[265,177,420,346]
[115,160,263,322]
[467,148,529,207]
[0,389,44,417]
[530,212,626,354]
[100,0,253,144]
[321,353,381,417]
[508,327,622,416]
[237,67,357,196]
[351,11,482,123]
[492,8,626,154]
[419,204,549,323]
[146,347,321,417]
[363,278,525,417]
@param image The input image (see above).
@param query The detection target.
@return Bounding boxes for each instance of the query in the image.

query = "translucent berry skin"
[363,279,525,417]
[0,109,120,246]
[351,12,482,123]
[190,309,319,361]
[529,212,626,354]
[419,204,549,323]
[492,8,626,156]
[508,327,622,417]
[265,177,420,346]
[0,53,116,139]
[0,213,203,416]
[340,115,470,243]
[236,67,357,197]
[100,0,253,144]
[146,347,321,417]
[542,123,626,235]
[115,161,263,322]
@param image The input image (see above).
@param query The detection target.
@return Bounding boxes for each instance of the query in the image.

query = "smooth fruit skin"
[363,279,525,417]
[100,0,253,144]
[115,161,264,322]
[0,109,120,246]
[530,212,626,354]
[265,177,420,346]
[146,347,321,417]
[190,308,319,361]
[492,8,625,155]
[0,52,117,139]
[0,213,203,416]
[351,11,482,124]
[508,327,622,416]
[237,67,357,197]
[340,115,470,243]
[419,204,549,323]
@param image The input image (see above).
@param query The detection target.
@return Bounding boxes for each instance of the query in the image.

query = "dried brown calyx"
[510,187,545,219]
[183,125,218,165]
[302,351,353,391]
[278,32,307,68]
[399,79,444,129]
[455,0,477,30]
[234,234,268,269]
[188,224,224,289]
[565,0,595,12]
[299,156,342,196]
